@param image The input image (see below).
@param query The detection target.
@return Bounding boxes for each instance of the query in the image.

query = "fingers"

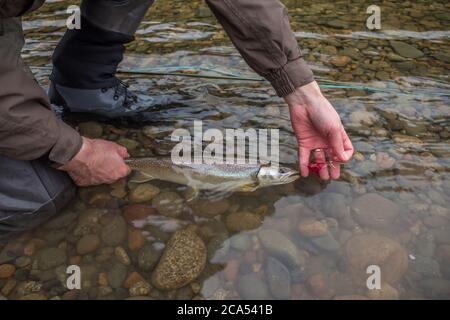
[342,129,354,158]
[116,144,130,158]
[313,149,330,180]
[329,161,341,179]
[299,147,311,177]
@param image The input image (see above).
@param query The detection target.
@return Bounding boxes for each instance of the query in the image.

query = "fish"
[125,157,299,199]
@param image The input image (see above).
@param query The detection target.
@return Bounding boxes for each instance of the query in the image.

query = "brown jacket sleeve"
[0,17,82,165]
[205,0,314,97]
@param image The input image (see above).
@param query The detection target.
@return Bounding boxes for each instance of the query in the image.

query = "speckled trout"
[125,157,299,195]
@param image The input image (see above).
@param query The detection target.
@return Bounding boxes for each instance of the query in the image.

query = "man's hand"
[59,137,131,186]
[284,81,354,180]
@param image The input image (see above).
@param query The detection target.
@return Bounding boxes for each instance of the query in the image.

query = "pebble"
[152,226,206,290]
[237,274,271,300]
[124,271,146,289]
[114,246,131,266]
[225,211,262,232]
[191,199,230,218]
[258,229,304,269]
[309,233,341,252]
[78,122,103,139]
[128,229,146,251]
[151,192,184,218]
[298,219,329,237]
[230,234,252,251]
[0,264,15,278]
[129,184,160,203]
[307,273,336,299]
[367,283,399,300]
[321,193,349,218]
[122,204,156,223]
[76,234,101,255]
[266,257,291,299]
[352,193,399,228]
[129,281,151,297]
[101,215,127,246]
[107,263,128,289]
[1,279,16,296]
[390,40,424,58]
[37,248,67,270]
[345,234,408,285]
[14,256,31,269]
[117,138,140,151]
[138,243,162,272]
[330,55,351,67]
[349,110,379,126]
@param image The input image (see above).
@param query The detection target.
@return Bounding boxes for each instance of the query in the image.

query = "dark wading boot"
[49,80,181,119]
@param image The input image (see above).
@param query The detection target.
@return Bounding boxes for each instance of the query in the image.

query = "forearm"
[205,0,314,97]
[0,17,82,165]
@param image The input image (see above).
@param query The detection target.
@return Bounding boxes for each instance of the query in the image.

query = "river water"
[0,0,449,300]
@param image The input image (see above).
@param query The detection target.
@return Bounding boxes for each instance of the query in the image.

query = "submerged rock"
[238,274,271,300]
[345,234,408,285]
[266,257,291,299]
[225,211,262,232]
[352,193,399,228]
[129,184,160,203]
[151,226,206,290]
[151,192,183,218]
[37,248,67,270]
[258,229,303,269]
[101,215,127,246]
[76,234,101,255]
[390,41,424,58]
[138,243,162,272]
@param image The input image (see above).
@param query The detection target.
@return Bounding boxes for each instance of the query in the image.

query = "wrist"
[284,81,323,106]
[59,137,91,171]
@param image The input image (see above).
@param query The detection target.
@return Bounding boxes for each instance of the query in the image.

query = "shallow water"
[1,0,449,300]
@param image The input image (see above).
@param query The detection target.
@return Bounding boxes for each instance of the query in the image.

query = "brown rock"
[298,219,328,237]
[367,282,399,300]
[307,273,336,299]
[0,264,15,278]
[191,199,230,218]
[128,229,146,251]
[98,272,109,286]
[124,271,146,289]
[122,204,156,223]
[225,211,262,232]
[114,246,131,266]
[345,234,408,285]
[330,55,351,67]
[223,259,240,282]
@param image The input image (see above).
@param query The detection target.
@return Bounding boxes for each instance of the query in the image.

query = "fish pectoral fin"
[239,182,259,192]
[128,171,154,183]
[185,187,200,203]
[201,188,233,201]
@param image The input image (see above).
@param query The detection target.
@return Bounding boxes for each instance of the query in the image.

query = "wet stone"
[266,257,291,300]
[76,234,101,255]
[129,184,160,203]
[321,193,349,218]
[78,122,103,139]
[138,243,162,272]
[390,41,424,58]
[151,192,184,218]
[107,263,128,289]
[101,215,127,246]
[225,211,262,232]
[238,274,271,300]
[352,193,399,229]
[258,229,304,269]
[37,248,67,270]
[151,227,206,290]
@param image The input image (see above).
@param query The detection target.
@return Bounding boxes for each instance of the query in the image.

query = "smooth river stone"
[101,215,127,246]
[390,41,424,58]
[258,229,303,269]
[266,257,291,299]
[151,226,206,290]
[352,193,399,228]
[345,234,408,285]
[237,274,272,300]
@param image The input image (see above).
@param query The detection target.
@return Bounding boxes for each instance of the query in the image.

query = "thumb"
[329,129,350,162]
[116,145,130,158]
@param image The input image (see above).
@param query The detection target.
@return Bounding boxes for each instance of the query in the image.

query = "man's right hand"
[59,137,130,186]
